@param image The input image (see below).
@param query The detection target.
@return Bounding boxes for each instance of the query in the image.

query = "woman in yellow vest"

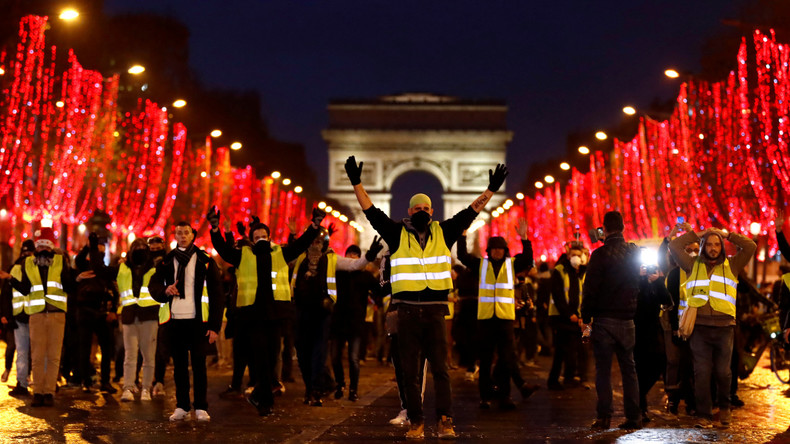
[669,225,756,429]
[456,218,539,410]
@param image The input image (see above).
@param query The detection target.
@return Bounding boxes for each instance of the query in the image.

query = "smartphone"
[677,216,685,224]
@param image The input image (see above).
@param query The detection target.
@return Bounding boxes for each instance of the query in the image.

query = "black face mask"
[131,249,148,266]
[253,239,271,253]
[35,250,54,259]
[411,211,431,231]
[150,250,166,260]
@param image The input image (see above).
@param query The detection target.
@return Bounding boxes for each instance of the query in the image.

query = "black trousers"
[549,319,580,383]
[478,318,517,400]
[76,308,114,386]
[230,315,255,390]
[168,319,208,411]
[296,310,331,397]
[249,318,280,409]
[280,317,295,381]
[3,327,15,371]
[634,335,665,412]
[154,323,170,384]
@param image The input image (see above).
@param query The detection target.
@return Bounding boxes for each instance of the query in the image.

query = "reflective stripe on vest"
[25,254,67,313]
[117,263,158,310]
[477,257,515,320]
[159,280,210,324]
[390,222,452,294]
[10,264,26,315]
[685,259,738,318]
[291,251,338,303]
[548,264,583,317]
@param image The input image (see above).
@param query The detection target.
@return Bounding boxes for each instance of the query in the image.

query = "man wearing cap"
[456,218,539,410]
[0,240,36,396]
[0,227,89,407]
[207,206,324,416]
[344,155,508,439]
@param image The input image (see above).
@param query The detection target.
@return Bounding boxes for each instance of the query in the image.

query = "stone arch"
[383,158,450,192]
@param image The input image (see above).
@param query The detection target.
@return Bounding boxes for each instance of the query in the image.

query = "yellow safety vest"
[685,258,738,318]
[117,263,158,313]
[390,222,452,294]
[291,251,338,303]
[477,257,516,320]
[10,264,26,316]
[548,264,583,317]
[237,244,291,306]
[783,273,790,293]
[25,254,67,313]
[159,281,210,324]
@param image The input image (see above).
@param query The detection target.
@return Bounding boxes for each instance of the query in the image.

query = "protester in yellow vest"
[344,155,508,439]
[292,228,380,406]
[149,221,224,422]
[0,227,89,407]
[669,224,756,429]
[0,240,36,396]
[456,217,539,410]
[207,205,323,416]
[546,242,586,391]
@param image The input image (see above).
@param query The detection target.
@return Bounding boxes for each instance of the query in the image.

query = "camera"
[588,227,605,243]
[646,264,658,275]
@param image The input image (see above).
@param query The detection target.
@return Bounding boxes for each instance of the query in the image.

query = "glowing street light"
[516,192,524,200]
[664,69,680,79]
[172,99,187,108]
[230,142,242,150]
[595,131,607,140]
[622,106,636,115]
[332,210,340,217]
[535,181,544,189]
[578,146,590,155]
[210,129,222,138]
[750,222,762,236]
[0,67,5,75]
[294,186,303,193]
[56,101,65,108]
[544,175,555,184]
[127,65,145,75]
[324,205,333,213]
[318,201,327,209]
[282,178,291,186]
[560,162,570,171]
[59,9,79,21]
[271,171,281,179]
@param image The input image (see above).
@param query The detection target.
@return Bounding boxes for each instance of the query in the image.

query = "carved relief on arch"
[383,158,451,191]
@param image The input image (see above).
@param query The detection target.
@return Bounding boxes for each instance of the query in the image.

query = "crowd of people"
[0,156,786,439]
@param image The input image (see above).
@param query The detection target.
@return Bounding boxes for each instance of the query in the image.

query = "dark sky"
[105,1,743,200]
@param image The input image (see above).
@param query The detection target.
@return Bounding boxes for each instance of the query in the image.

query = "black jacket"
[0,256,31,327]
[74,246,120,315]
[580,232,641,324]
[150,247,224,333]
[550,255,586,322]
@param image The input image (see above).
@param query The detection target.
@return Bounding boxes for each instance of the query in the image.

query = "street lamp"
[535,181,544,189]
[172,99,186,108]
[282,178,291,186]
[59,9,79,21]
[294,186,303,193]
[271,171,281,179]
[127,65,145,75]
[560,162,570,171]
[595,131,607,140]
[623,106,636,115]
[516,192,524,200]
[664,69,680,79]
[318,201,326,209]
[210,129,222,138]
[230,142,242,150]
[578,146,590,155]
[544,175,555,184]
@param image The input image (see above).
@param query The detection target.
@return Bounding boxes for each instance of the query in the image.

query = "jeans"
[331,334,362,392]
[168,319,209,411]
[397,304,452,424]
[591,317,641,422]
[3,327,15,371]
[122,319,158,390]
[29,312,66,395]
[478,318,516,400]
[14,322,29,388]
[689,324,734,417]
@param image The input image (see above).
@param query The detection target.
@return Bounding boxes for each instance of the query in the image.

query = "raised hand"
[312,207,326,228]
[345,156,364,186]
[515,217,528,238]
[206,206,220,229]
[488,164,509,192]
[249,215,261,228]
[326,223,337,237]
[287,216,298,234]
[236,221,247,238]
[366,236,384,261]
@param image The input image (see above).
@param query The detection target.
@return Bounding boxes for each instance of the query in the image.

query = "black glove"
[249,215,261,228]
[488,164,509,192]
[345,156,363,186]
[365,236,384,262]
[326,223,337,238]
[88,232,99,249]
[236,221,247,238]
[671,334,684,347]
[312,207,326,227]
[206,206,220,229]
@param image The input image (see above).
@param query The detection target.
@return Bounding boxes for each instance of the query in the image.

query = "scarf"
[173,244,198,299]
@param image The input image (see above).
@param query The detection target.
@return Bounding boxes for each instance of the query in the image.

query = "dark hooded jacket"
[580,232,641,324]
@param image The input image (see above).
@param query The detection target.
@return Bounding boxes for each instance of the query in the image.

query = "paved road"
[1,344,790,443]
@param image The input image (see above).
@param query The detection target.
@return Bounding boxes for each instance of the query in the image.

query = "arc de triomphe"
[323,93,513,249]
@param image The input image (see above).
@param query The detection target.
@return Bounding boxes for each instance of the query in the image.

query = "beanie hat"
[20,239,36,254]
[34,227,56,249]
[409,193,431,209]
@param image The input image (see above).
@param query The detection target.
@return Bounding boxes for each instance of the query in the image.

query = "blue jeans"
[331,334,361,391]
[591,317,641,422]
[14,322,30,388]
[689,324,734,417]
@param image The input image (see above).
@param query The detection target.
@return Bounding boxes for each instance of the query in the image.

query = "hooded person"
[668,224,756,428]
[0,226,88,407]
[345,154,508,439]
[0,239,36,395]
[456,218,539,410]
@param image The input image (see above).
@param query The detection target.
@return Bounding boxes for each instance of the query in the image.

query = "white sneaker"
[140,389,151,401]
[120,389,135,402]
[389,409,409,425]
[152,382,165,397]
[169,407,189,421]
[195,409,210,422]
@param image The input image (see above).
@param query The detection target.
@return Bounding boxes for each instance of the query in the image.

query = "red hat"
[34,227,56,249]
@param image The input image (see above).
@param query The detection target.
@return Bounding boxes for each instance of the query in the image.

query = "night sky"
[105,0,744,204]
